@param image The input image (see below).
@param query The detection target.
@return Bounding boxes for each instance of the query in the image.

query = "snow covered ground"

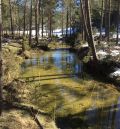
[97,50,108,59]
[14,28,77,38]
[112,34,120,39]
[110,68,120,78]
[97,45,120,59]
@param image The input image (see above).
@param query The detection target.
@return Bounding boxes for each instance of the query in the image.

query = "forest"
[0,0,120,129]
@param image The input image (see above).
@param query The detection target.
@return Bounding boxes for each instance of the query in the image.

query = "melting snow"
[110,69,120,78]
[110,50,120,57]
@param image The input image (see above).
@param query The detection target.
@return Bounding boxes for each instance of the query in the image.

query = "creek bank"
[84,60,120,86]
[2,43,58,129]
[67,43,120,86]
[21,48,120,129]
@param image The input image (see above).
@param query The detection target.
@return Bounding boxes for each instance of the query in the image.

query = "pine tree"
[0,0,3,115]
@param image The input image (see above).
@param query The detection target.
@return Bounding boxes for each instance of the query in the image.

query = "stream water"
[21,50,120,129]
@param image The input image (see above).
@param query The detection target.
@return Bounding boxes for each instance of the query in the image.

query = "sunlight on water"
[21,50,120,129]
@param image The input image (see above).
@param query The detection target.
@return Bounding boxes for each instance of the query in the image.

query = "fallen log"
[3,100,51,129]
[3,100,50,116]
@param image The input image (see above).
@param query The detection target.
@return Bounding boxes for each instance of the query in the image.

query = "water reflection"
[21,50,120,129]
[85,97,120,129]
[22,50,83,75]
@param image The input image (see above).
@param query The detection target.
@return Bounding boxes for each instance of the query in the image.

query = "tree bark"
[17,3,21,37]
[85,0,97,61]
[41,0,44,38]
[48,12,52,39]
[61,0,64,37]
[38,0,41,37]
[116,0,120,44]
[35,0,39,45]
[107,0,111,43]
[23,0,27,37]
[80,0,98,62]
[29,0,33,46]
[9,0,14,39]
[66,6,69,38]
[0,0,3,115]
[100,0,104,41]
[69,0,72,37]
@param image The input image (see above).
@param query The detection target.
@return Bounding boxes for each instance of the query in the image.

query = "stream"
[21,50,120,129]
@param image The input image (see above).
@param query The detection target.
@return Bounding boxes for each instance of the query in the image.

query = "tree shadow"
[56,102,120,129]
[20,73,83,82]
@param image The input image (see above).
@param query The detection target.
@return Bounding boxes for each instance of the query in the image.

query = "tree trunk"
[41,0,44,38]
[29,0,33,46]
[80,0,89,39]
[61,0,64,37]
[69,1,72,37]
[23,0,27,37]
[100,0,104,41]
[48,11,52,39]
[85,0,97,61]
[38,0,41,37]
[105,0,111,43]
[116,0,120,44]
[17,4,21,37]
[80,1,85,41]
[80,0,98,62]
[0,0,3,115]
[35,0,39,45]
[9,0,14,39]
[107,0,111,43]
[66,6,69,38]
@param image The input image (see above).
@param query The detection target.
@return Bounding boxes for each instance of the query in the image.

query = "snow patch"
[97,50,108,59]
[110,50,120,57]
[110,69,120,78]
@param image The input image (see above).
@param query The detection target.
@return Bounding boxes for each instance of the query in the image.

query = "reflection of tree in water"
[21,50,120,129]
[56,99,120,129]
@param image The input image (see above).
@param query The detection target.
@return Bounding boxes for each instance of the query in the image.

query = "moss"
[20,59,120,117]
[3,45,23,85]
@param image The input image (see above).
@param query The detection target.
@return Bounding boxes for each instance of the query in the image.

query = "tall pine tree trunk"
[69,0,72,36]
[9,0,14,39]
[107,0,111,43]
[61,0,64,37]
[116,0,120,44]
[38,0,41,37]
[29,0,33,46]
[41,0,44,38]
[18,4,21,37]
[0,0,3,115]
[80,0,98,62]
[85,0,97,61]
[100,0,104,41]
[35,0,39,45]
[66,6,69,38]
[105,0,111,43]
[23,0,27,37]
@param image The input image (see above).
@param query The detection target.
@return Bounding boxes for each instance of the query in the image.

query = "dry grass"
[0,110,38,129]
[0,110,58,129]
